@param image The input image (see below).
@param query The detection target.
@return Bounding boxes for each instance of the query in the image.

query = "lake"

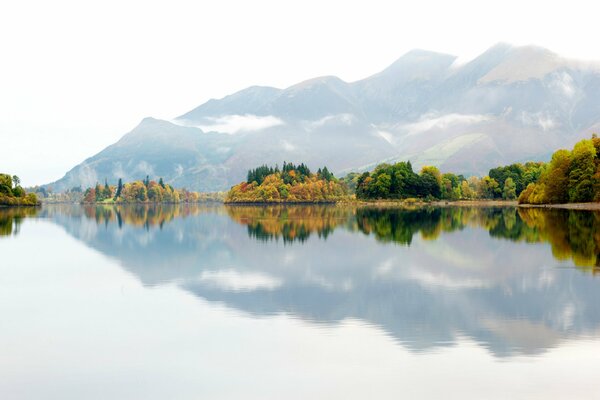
[1,204,600,399]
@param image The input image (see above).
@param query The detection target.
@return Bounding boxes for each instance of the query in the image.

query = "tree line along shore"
[225,136,599,205]
[28,177,223,204]
[0,174,39,206]
[5,135,599,207]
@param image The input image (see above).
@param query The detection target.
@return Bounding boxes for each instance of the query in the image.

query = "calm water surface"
[1,204,600,399]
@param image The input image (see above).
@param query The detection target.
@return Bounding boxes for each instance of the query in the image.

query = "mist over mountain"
[48,43,600,192]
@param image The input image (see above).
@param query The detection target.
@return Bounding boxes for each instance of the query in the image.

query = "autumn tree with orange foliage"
[226,163,348,203]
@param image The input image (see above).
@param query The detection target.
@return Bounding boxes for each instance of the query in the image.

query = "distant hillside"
[47,43,600,192]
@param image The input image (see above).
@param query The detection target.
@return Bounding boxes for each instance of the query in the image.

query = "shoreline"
[517,202,600,210]
[222,199,519,208]
[23,199,600,211]
[0,204,41,208]
[348,199,518,208]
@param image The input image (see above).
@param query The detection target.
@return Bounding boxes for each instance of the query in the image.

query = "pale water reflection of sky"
[2,209,600,399]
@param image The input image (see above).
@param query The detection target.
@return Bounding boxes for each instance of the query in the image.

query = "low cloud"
[111,162,129,182]
[549,71,575,98]
[520,111,556,131]
[308,113,355,129]
[197,114,284,134]
[281,140,296,151]
[403,113,491,136]
[135,160,155,176]
[375,130,394,144]
[174,164,184,177]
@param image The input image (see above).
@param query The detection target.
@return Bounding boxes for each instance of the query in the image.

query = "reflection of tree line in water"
[0,204,221,236]
[0,207,39,236]
[361,208,600,271]
[79,204,225,230]
[3,204,600,271]
[226,206,351,244]
[229,206,600,271]
[229,206,502,245]
[516,208,600,270]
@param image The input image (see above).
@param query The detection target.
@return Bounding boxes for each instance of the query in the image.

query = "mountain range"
[48,43,600,192]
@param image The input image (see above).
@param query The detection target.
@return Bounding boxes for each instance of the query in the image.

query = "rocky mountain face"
[48,43,600,192]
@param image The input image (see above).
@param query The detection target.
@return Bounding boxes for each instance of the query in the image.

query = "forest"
[226,162,347,203]
[349,160,543,201]
[0,174,39,206]
[350,135,600,205]
[519,135,600,204]
[82,177,206,204]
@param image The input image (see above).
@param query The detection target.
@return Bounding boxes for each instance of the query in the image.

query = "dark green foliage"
[0,184,12,196]
[440,173,465,200]
[356,162,442,200]
[317,167,334,182]
[247,165,277,185]
[246,162,325,186]
[94,183,102,202]
[355,208,444,245]
[159,177,165,189]
[282,162,311,184]
[419,168,441,199]
[12,186,26,198]
[284,162,310,177]
[115,178,123,200]
[0,173,39,206]
[103,179,111,199]
[488,162,544,198]
[0,174,12,195]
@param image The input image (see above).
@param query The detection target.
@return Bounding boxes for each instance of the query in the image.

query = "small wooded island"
[0,174,39,206]
[81,177,207,204]
[225,163,348,203]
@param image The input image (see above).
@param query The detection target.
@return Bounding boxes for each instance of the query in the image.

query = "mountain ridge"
[47,43,600,192]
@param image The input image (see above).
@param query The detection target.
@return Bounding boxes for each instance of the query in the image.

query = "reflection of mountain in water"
[39,204,600,357]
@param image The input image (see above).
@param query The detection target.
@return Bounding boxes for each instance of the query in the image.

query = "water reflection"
[13,204,600,357]
[0,207,38,237]
[226,205,351,243]
[229,205,600,272]
[518,208,600,271]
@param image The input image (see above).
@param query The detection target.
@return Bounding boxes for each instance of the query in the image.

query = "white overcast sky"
[2,0,600,186]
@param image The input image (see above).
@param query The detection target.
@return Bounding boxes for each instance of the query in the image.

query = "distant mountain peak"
[47,43,600,192]
[479,44,565,83]
[402,48,456,59]
[362,48,457,85]
[286,75,347,91]
[140,116,163,124]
